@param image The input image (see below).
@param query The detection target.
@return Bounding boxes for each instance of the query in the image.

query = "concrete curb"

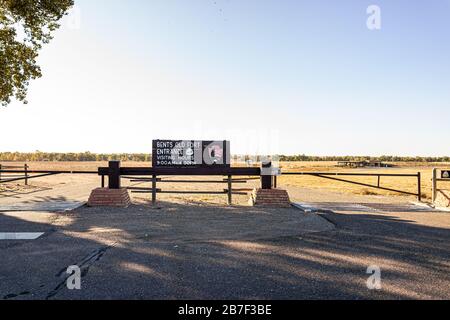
[291,202,334,214]
[0,201,86,213]
[409,201,450,212]
[64,201,86,212]
[409,201,434,209]
[432,206,450,212]
[291,202,337,228]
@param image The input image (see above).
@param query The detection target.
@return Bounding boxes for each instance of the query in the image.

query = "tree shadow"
[1,201,449,300]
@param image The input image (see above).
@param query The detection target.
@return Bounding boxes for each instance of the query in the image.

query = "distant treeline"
[1,152,449,163]
[0,152,151,162]
[277,155,450,162]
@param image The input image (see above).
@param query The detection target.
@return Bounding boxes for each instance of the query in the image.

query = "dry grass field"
[2,161,450,201]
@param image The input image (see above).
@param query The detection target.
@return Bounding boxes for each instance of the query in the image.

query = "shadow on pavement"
[0,201,449,300]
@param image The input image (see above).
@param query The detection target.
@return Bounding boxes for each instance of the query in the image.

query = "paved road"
[0,188,449,300]
[0,174,98,212]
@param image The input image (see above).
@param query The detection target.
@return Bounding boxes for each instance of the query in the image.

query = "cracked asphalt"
[1,188,449,300]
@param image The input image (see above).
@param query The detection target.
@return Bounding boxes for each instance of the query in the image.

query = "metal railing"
[0,167,98,185]
[281,171,422,201]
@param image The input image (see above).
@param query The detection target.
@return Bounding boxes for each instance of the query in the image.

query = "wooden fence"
[98,161,265,205]
[0,164,29,185]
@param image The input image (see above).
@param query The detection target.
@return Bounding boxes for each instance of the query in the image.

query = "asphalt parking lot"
[1,179,449,300]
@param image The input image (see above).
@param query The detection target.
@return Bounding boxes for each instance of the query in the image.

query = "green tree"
[0,0,74,106]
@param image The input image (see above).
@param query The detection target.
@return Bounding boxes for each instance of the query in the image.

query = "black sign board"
[152,140,230,168]
[441,170,450,179]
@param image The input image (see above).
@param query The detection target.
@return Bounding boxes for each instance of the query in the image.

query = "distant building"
[337,160,393,168]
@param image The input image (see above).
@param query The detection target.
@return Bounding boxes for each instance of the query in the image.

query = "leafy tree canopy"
[0,0,73,106]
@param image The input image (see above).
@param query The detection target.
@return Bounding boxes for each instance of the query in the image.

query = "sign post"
[88,160,131,207]
[432,168,450,206]
[108,160,121,189]
[93,142,290,207]
[432,168,437,203]
[261,162,273,190]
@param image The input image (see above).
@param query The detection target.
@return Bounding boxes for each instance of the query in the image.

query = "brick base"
[435,190,450,208]
[250,189,291,208]
[87,188,131,208]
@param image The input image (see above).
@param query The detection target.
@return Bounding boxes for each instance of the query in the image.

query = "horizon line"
[1,151,450,159]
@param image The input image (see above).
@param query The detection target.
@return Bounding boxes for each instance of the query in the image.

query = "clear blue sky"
[1,0,449,156]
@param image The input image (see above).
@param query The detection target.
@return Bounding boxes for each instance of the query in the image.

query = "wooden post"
[101,175,105,188]
[261,162,273,190]
[227,175,232,205]
[108,161,121,189]
[0,164,2,181]
[377,175,381,188]
[152,175,157,204]
[24,164,29,186]
[432,168,437,203]
[417,172,422,202]
[274,175,277,189]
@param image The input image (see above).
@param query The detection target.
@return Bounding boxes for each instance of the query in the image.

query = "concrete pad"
[0,201,84,212]
[0,233,44,240]
[295,200,448,215]
[84,204,333,241]
[0,174,99,208]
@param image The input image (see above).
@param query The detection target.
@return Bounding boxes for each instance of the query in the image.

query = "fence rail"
[99,164,262,205]
[281,171,422,201]
[1,161,424,204]
[0,167,98,185]
[0,164,29,185]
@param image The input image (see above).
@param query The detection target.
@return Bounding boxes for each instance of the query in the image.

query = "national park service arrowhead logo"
[442,171,450,179]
